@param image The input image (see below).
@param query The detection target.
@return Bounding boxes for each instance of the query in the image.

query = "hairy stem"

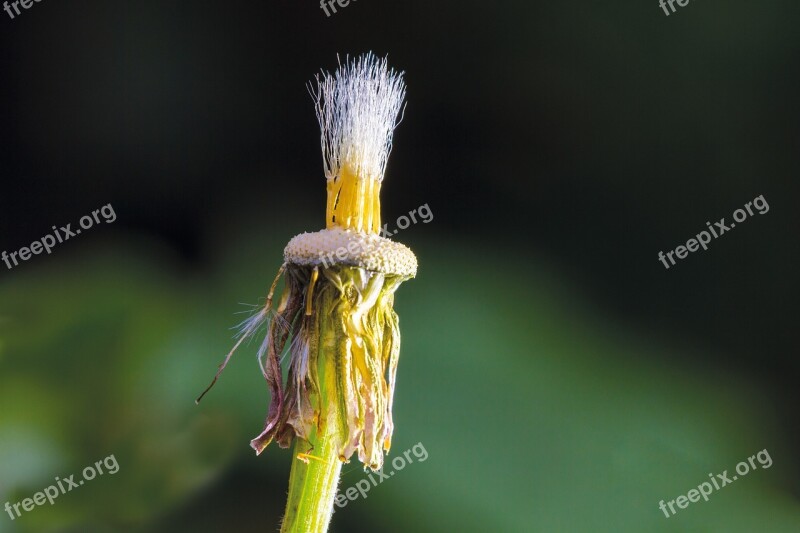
[281,429,342,532]
[281,284,343,533]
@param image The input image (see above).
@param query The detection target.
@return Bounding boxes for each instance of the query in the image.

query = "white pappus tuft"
[310,52,406,182]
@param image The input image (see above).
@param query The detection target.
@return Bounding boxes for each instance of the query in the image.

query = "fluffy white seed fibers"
[310,53,406,183]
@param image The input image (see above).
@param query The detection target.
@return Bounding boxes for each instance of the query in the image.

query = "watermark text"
[333,442,428,513]
[2,203,117,271]
[658,449,772,517]
[658,194,768,269]
[5,454,120,521]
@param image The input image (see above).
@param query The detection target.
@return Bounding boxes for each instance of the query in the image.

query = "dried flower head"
[199,53,415,477]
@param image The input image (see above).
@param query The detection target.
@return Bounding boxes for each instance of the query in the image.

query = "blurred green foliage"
[1,212,798,532]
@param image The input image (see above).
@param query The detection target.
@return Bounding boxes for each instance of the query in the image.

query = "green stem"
[281,427,343,533]
[281,283,343,533]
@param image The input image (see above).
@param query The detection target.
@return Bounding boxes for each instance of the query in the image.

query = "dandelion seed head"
[311,52,406,183]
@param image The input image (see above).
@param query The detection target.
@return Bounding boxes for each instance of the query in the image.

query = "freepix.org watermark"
[4,454,120,522]
[658,449,772,518]
[658,194,769,269]
[658,0,696,17]
[319,0,357,17]
[2,203,117,271]
[319,203,433,269]
[3,0,44,20]
[332,442,428,514]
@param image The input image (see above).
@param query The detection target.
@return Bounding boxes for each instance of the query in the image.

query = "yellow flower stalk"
[198,53,415,533]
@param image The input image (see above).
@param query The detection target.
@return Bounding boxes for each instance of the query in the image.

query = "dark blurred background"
[1,1,799,531]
